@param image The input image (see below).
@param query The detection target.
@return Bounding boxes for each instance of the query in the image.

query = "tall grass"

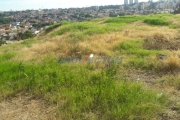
[0,57,166,119]
[1,14,178,119]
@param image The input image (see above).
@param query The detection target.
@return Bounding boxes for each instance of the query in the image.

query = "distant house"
[34,30,40,34]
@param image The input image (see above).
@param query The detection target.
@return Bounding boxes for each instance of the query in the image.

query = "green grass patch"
[45,20,70,33]
[144,18,170,26]
[114,40,162,70]
[114,40,161,57]
[0,58,166,119]
[127,57,159,70]
[67,32,87,43]
[51,22,90,36]
[84,26,112,35]
[20,39,38,47]
[0,53,16,62]
[104,16,145,24]
[169,24,180,29]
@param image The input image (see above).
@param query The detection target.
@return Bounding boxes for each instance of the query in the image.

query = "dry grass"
[164,75,180,90]
[15,32,126,61]
[143,30,180,50]
[159,52,180,72]
[2,15,180,120]
[79,32,125,56]
[4,19,180,67]
[121,22,177,40]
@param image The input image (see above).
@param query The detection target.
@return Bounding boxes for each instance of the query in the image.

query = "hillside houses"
[1,2,180,43]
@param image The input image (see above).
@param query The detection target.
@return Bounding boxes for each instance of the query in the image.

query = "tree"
[18,31,35,40]
[0,39,5,46]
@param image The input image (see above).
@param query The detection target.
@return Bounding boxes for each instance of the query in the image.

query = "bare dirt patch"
[0,95,57,120]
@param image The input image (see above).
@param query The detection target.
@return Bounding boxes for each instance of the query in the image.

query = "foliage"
[0,17,13,25]
[18,30,35,40]
[32,22,51,29]
[0,39,5,46]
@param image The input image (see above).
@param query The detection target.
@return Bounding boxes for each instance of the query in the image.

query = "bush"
[0,39,5,46]
[18,30,35,40]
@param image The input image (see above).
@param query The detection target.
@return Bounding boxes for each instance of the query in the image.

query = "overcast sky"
[0,0,157,11]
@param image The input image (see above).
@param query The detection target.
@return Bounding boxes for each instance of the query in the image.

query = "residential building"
[129,0,134,4]
[124,0,128,5]
[135,0,138,3]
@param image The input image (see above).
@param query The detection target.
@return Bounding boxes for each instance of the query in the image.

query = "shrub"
[0,39,5,46]
[18,30,35,40]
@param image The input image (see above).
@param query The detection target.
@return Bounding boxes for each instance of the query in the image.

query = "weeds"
[0,59,166,119]
[1,13,180,119]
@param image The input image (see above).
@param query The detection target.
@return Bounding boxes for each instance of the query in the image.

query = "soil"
[0,94,57,120]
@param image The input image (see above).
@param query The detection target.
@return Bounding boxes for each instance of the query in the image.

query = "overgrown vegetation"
[0,17,13,25]
[1,14,180,119]
[18,30,35,40]
[0,56,166,119]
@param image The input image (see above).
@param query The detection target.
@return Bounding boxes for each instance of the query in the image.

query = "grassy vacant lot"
[1,14,180,119]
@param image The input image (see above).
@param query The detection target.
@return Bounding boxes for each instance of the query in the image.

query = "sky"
[0,0,157,11]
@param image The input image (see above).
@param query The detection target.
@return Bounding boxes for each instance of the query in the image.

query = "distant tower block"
[124,0,128,5]
[129,0,133,4]
[135,0,138,3]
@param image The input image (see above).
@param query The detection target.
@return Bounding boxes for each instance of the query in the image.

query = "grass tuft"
[159,54,180,72]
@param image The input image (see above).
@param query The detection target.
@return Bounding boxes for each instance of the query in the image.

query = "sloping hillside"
[0,14,180,120]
